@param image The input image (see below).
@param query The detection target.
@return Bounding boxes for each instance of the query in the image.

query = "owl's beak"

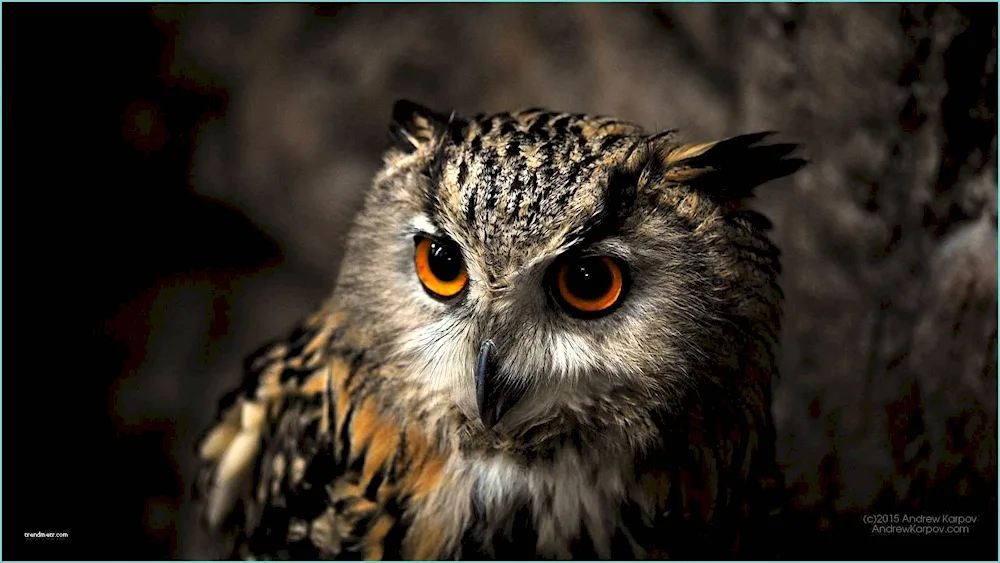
[475,339,522,428]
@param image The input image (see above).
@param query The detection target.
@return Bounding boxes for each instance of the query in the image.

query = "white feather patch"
[408,214,439,236]
[241,401,266,431]
[215,430,261,485]
[205,476,241,529]
[198,421,239,462]
[204,427,261,528]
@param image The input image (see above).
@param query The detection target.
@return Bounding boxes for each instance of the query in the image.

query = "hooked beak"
[475,339,526,428]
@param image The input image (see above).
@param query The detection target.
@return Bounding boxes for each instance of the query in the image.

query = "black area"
[549,255,629,319]
[3,4,280,560]
[562,257,614,301]
[926,2,998,237]
[426,239,463,282]
[777,502,999,561]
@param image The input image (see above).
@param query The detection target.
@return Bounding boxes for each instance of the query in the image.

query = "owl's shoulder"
[194,307,342,513]
[195,304,453,558]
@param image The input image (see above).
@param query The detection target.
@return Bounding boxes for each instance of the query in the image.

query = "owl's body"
[196,102,804,559]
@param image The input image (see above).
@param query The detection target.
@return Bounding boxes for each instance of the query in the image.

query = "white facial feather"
[407,214,440,237]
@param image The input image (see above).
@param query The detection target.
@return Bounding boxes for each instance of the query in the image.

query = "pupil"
[428,241,462,281]
[565,258,612,301]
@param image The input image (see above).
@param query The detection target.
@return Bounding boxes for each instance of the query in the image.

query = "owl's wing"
[194,305,415,559]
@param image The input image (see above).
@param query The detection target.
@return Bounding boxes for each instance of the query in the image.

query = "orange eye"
[415,237,469,298]
[555,256,625,315]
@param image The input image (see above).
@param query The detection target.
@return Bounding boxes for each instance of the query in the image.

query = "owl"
[195,100,805,560]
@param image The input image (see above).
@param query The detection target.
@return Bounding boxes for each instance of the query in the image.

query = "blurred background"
[4,2,996,560]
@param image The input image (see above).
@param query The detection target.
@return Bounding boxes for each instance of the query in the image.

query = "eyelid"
[413,232,450,249]
[410,224,468,253]
[570,241,632,263]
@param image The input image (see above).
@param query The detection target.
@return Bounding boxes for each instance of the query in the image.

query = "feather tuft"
[661,132,807,200]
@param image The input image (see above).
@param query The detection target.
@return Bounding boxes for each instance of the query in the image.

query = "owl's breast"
[409,448,647,559]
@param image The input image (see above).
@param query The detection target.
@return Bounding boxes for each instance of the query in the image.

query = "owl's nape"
[197,99,805,560]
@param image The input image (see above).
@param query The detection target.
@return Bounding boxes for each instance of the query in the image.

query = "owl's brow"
[424,114,469,219]
[563,160,647,249]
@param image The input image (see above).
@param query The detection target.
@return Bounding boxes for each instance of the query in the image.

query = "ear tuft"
[660,132,807,200]
[389,100,452,154]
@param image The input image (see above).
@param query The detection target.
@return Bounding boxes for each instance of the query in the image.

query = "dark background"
[3,3,996,560]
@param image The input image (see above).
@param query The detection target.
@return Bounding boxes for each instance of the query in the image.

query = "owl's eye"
[554,256,626,316]
[414,236,469,298]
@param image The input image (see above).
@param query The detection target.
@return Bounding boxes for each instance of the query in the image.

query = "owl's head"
[336,100,804,455]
